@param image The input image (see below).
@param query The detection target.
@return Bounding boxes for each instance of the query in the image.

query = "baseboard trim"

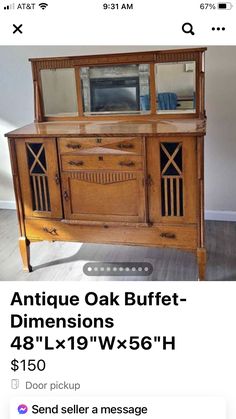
[0,202,235,222]
[205,210,236,222]
[0,200,16,210]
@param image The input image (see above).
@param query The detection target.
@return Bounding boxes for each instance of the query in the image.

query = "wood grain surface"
[6,119,206,139]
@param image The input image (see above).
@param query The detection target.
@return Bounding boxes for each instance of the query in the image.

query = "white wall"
[0,46,236,219]
[205,47,236,218]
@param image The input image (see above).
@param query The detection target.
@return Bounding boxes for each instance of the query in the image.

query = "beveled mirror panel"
[80,64,151,115]
[41,68,78,117]
[155,61,196,114]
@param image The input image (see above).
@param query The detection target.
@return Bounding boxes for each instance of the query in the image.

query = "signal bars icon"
[39,2,48,9]
[4,3,14,9]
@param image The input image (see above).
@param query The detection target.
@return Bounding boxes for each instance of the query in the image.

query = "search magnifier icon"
[182,22,195,35]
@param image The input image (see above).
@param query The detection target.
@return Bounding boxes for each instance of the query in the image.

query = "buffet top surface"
[6,119,206,138]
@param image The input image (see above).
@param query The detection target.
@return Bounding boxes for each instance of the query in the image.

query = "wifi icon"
[39,2,48,9]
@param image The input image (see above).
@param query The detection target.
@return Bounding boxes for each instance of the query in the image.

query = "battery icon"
[218,2,233,9]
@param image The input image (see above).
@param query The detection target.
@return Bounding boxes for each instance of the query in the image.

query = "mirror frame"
[30,48,206,122]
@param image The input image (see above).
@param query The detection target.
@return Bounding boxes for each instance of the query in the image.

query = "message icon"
[18,404,28,414]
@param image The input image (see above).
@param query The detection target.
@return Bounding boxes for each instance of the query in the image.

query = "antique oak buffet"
[6,48,207,279]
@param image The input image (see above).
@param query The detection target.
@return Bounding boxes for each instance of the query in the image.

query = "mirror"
[80,64,151,115]
[155,61,196,114]
[41,68,78,116]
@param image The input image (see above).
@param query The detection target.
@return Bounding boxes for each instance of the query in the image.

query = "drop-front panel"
[7,119,206,279]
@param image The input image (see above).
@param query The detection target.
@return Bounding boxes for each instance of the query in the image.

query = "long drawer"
[61,154,143,171]
[25,219,197,250]
[59,137,143,155]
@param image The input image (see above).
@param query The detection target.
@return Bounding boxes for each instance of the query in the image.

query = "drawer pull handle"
[68,160,84,166]
[119,161,135,167]
[96,138,102,144]
[43,227,57,236]
[118,143,134,149]
[160,232,176,239]
[66,144,81,149]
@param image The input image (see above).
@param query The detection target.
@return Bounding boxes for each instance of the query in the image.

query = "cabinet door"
[147,136,197,224]
[62,170,146,224]
[16,138,62,218]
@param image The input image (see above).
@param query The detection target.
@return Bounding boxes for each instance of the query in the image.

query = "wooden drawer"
[25,219,197,250]
[59,137,143,155]
[61,155,143,171]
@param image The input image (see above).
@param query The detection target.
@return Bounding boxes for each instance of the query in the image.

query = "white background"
[0,0,235,45]
[0,283,236,418]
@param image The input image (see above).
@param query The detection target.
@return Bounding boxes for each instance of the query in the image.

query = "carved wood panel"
[15,138,62,219]
[147,136,197,224]
[160,142,184,217]
[26,143,51,212]
[70,171,137,184]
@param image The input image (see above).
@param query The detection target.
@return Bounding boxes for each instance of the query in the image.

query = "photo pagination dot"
[83,263,153,276]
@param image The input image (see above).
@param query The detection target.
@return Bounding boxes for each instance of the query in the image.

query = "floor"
[0,209,235,281]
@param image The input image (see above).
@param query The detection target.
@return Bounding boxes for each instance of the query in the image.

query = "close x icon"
[13,24,23,34]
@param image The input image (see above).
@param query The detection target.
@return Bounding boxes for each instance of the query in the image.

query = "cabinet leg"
[19,237,32,272]
[197,247,207,281]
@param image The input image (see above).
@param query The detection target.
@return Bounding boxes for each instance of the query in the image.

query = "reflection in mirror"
[80,64,151,115]
[155,61,196,114]
[41,68,78,116]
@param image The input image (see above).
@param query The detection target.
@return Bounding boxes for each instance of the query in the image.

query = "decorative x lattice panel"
[160,142,184,217]
[26,143,51,212]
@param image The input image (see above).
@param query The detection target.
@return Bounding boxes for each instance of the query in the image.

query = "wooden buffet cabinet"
[6,48,207,279]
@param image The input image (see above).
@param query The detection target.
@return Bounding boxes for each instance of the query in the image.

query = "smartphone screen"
[0,1,235,418]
